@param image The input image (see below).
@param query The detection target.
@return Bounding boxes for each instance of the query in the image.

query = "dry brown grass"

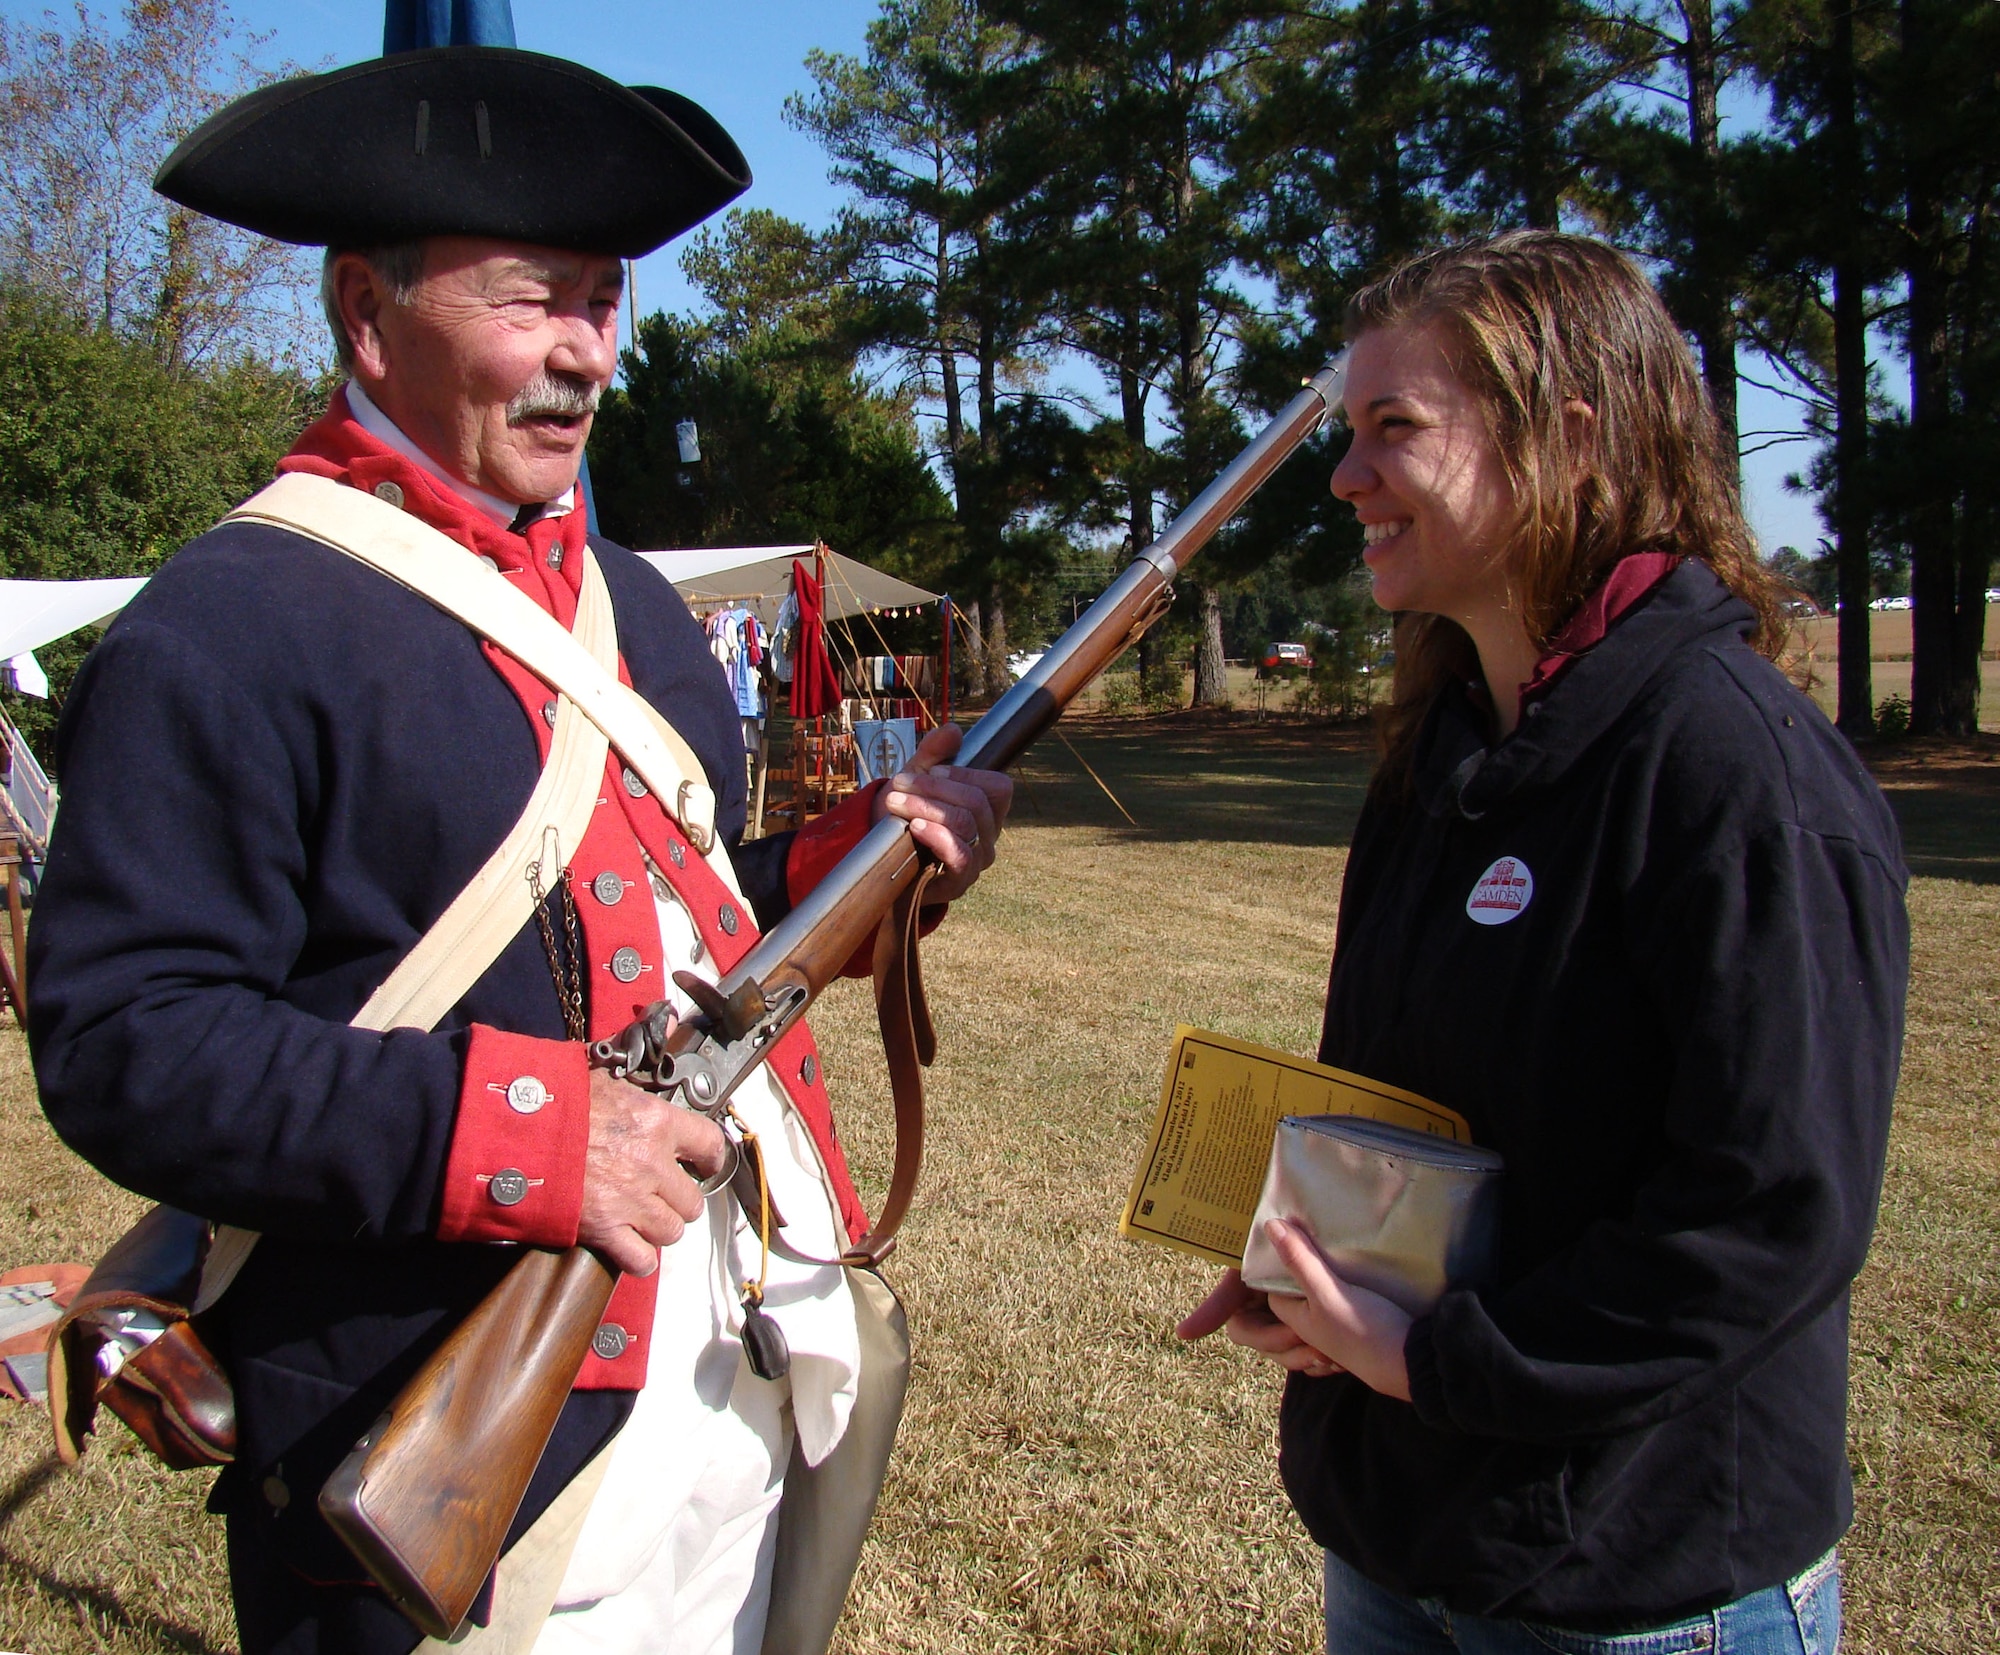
[1,714,1993,1653]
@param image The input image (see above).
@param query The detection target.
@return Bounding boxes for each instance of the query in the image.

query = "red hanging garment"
[789,557,843,718]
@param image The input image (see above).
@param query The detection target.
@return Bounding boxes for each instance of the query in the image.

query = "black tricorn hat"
[154,46,751,257]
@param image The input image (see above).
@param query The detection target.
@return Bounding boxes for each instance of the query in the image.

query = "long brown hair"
[1349,231,1789,792]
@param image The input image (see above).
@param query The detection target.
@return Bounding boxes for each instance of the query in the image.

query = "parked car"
[1261,641,1314,672]
[1869,595,1913,611]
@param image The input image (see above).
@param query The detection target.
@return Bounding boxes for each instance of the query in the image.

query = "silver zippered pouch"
[1239,1115,1504,1316]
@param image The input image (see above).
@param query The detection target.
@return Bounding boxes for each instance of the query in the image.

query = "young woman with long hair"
[1181,231,1906,1655]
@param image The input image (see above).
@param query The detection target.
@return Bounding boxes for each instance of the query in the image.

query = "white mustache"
[507,373,602,423]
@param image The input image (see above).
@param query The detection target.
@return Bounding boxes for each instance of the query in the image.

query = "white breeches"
[531,1199,795,1655]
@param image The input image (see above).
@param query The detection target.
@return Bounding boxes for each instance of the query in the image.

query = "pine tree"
[790,0,1063,700]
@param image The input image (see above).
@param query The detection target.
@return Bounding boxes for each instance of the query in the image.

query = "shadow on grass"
[1014,711,1376,849]
[0,1459,231,1655]
[0,1545,232,1655]
[1861,736,2000,885]
[1015,713,2000,880]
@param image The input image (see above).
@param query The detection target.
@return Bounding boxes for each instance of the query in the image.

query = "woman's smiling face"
[1331,322,1520,626]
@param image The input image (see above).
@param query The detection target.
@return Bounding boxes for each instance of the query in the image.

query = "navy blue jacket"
[1283,562,1907,1630]
[28,521,794,1653]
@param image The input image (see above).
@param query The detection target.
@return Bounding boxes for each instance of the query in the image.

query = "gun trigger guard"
[693,1131,740,1196]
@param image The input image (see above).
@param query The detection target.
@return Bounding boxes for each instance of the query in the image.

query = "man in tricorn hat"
[28,45,1010,1655]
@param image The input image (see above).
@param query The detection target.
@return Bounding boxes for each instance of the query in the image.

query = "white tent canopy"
[0,577,144,851]
[0,577,149,664]
[636,545,939,629]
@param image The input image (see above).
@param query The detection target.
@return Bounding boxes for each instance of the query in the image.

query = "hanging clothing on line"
[771,590,800,684]
[703,605,767,718]
[789,560,842,719]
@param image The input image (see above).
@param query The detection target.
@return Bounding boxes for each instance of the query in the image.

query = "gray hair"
[320,242,427,373]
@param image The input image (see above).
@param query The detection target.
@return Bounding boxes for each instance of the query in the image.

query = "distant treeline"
[603,0,1996,728]
[2,0,1992,732]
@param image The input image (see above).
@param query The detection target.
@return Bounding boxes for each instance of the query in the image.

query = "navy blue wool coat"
[1286,562,1908,1630]
[28,520,794,1654]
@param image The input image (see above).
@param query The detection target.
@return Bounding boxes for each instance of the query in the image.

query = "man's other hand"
[873,723,1014,905]
[579,1063,727,1277]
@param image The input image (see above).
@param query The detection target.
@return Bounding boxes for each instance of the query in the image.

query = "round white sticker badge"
[1466,856,1534,925]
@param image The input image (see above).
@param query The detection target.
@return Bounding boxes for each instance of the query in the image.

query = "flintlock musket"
[318,353,1350,1639]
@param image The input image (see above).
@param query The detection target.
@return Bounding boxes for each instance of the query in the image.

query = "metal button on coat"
[592,871,625,905]
[488,1169,530,1206]
[505,1076,548,1115]
[372,481,404,508]
[546,545,564,570]
[542,699,558,727]
[592,1323,629,1360]
[262,1475,290,1510]
[610,947,644,983]
[718,902,739,936]
[623,767,648,798]
[800,1053,818,1086]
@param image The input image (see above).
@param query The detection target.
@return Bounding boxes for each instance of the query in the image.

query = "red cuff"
[438,1026,591,1247]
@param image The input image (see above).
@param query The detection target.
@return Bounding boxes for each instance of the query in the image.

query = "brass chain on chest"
[527,859,588,1042]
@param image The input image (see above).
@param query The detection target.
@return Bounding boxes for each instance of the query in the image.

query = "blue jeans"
[1323,1548,1841,1655]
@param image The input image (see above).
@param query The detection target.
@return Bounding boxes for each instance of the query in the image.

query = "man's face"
[336,237,624,506]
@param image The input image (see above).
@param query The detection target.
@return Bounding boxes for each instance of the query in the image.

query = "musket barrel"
[322,354,1347,1630]
[729,355,1347,999]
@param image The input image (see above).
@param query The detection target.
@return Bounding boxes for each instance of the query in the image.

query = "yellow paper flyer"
[1120,1026,1470,1266]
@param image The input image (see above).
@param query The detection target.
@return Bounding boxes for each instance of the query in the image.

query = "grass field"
[2,715,1995,1653]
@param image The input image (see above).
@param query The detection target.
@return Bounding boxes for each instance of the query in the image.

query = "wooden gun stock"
[318,355,1350,1636]
[318,1248,615,1639]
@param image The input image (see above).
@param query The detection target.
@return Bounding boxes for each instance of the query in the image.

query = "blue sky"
[2,0,1828,553]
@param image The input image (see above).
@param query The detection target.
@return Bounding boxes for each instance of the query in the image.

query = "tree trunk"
[154,204,195,371]
[1680,0,1738,459]
[958,597,985,704]
[1901,0,1958,736]
[982,590,1013,703]
[1830,0,1874,736]
[1120,356,1161,690]
[1193,585,1229,706]
[1521,42,1560,228]
[1944,108,1991,734]
[1948,500,1991,732]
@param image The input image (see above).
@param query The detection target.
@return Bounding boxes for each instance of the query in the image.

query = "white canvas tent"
[636,545,939,627]
[0,577,150,694]
[0,576,148,857]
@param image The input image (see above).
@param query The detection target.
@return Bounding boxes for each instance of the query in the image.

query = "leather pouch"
[48,1204,236,1469]
[1239,1115,1504,1315]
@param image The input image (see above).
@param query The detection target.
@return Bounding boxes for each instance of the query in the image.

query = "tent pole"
[941,595,952,726]
[0,832,24,1021]
[751,721,770,839]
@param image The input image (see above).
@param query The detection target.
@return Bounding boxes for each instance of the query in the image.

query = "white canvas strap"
[227,471,728,865]
[196,473,738,1311]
